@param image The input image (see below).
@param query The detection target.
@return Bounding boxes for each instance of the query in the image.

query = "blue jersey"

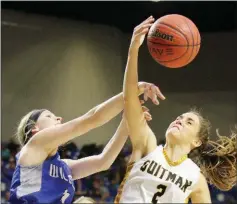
[9,152,75,204]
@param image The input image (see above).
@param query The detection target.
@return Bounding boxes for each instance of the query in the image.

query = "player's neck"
[164,143,190,162]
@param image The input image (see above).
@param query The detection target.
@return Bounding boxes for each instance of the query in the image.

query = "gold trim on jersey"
[114,162,135,203]
[163,148,187,166]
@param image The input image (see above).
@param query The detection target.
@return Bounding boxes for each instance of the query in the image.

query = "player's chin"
[165,129,181,140]
[166,127,180,135]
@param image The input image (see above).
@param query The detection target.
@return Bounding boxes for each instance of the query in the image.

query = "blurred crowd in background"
[1,139,237,203]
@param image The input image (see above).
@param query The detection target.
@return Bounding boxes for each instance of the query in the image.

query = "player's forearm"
[68,119,128,180]
[91,80,146,128]
[99,119,128,170]
[91,92,124,127]
[123,46,140,100]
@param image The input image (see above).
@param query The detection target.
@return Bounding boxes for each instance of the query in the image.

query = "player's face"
[36,110,62,130]
[165,112,201,146]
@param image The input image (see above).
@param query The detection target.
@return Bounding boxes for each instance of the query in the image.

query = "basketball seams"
[195,28,200,57]
[148,22,188,46]
[182,18,194,64]
[158,22,189,46]
[147,15,201,68]
[146,41,201,47]
[148,22,190,63]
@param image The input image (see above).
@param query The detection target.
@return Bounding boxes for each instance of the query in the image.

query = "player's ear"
[31,125,40,134]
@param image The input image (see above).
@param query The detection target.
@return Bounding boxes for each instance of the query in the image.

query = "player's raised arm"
[123,16,165,157]
[19,92,125,164]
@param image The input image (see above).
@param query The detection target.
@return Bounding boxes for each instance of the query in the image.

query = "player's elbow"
[101,164,110,172]
[97,154,112,171]
[100,162,111,172]
[85,106,112,129]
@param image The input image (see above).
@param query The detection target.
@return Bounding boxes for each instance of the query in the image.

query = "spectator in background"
[99,178,112,202]
[59,141,80,160]
[7,139,20,157]
[74,179,88,198]
[108,170,120,199]
[3,156,16,181]
[89,178,110,203]
[1,159,12,204]
[1,144,11,163]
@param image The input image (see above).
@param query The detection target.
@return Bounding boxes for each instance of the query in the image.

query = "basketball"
[147,14,201,68]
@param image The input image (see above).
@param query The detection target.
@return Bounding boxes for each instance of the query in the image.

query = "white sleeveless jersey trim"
[119,145,200,203]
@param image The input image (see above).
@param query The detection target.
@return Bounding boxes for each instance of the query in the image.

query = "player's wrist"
[129,41,140,52]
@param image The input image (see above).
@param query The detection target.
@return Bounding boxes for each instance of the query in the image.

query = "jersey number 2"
[152,184,167,204]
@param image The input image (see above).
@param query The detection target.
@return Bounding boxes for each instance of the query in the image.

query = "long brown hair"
[189,110,236,191]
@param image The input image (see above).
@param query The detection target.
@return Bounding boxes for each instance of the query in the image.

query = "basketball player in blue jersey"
[115,16,237,203]
[9,82,158,204]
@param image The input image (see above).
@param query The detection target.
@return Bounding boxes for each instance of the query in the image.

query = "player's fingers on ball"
[135,21,150,32]
[135,26,148,35]
[143,16,154,24]
[142,24,153,29]
[140,16,151,25]
[140,28,149,35]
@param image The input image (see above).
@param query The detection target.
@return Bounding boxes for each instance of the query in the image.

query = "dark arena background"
[1,1,237,203]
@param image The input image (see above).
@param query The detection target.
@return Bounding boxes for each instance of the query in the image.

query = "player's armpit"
[18,142,49,166]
